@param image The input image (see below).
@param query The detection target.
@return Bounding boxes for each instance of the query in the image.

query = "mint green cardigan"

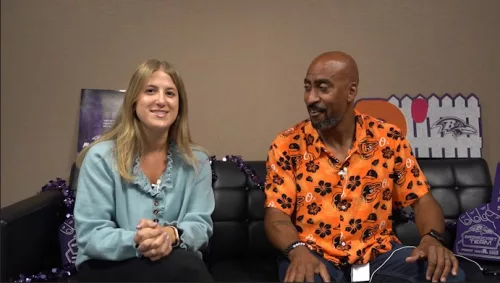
[73,140,215,268]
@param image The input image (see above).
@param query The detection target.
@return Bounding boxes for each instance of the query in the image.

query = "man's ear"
[346,82,358,103]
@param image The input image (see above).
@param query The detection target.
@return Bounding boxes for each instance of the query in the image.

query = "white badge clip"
[351,263,370,282]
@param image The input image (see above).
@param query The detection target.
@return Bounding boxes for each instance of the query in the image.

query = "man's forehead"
[304,70,342,83]
[304,71,338,83]
[306,61,345,79]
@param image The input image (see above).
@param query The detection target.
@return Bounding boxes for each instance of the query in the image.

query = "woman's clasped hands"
[134,218,173,261]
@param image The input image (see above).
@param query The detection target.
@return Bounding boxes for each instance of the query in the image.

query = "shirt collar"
[305,109,368,160]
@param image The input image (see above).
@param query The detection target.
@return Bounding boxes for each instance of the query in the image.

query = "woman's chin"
[141,122,172,134]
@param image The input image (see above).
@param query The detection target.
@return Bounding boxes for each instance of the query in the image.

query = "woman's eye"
[146,89,155,94]
[166,92,176,97]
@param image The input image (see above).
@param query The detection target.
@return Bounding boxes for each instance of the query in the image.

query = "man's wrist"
[421,228,444,245]
[288,245,309,261]
[421,234,443,246]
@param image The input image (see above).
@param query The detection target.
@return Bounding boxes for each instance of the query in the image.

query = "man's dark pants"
[278,242,466,282]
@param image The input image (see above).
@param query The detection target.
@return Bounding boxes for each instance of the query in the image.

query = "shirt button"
[153,218,159,223]
[154,200,159,206]
[153,209,159,215]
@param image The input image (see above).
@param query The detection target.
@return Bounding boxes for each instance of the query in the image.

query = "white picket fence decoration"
[387,94,482,158]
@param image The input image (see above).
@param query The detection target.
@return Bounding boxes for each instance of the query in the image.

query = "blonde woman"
[73,60,215,282]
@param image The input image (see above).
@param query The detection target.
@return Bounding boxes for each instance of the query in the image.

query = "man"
[263,51,465,283]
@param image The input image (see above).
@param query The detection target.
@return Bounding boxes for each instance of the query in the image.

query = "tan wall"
[2,0,499,207]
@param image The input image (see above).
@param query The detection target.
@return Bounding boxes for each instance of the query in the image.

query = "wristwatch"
[424,229,444,244]
[171,226,182,247]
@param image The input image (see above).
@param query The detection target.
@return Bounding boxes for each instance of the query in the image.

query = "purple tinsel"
[41,178,75,212]
[12,264,76,283]
[209,155,218,184]
[11,179,76,282]
[222,155,264,190]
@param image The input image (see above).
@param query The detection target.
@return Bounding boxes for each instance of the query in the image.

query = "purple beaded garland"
[209,155,218,183]
[222,155,264,190]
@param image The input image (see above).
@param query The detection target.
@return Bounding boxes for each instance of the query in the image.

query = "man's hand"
[285,246,331,283]
[406,236,459,282]
[134,219,174,261]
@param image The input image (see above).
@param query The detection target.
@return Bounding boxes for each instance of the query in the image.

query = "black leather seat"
[206,161,280,282]
[1,158,499,282]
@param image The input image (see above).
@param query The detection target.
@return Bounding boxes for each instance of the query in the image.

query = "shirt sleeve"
[163,156,215,251]
[74,146,139,263]
[391,136,431,209]
[263,140,297,216]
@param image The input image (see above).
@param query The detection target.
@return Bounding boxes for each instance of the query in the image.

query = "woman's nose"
[156,92,166,104]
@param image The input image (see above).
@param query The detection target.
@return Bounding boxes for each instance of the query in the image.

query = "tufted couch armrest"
[0,190,64,281]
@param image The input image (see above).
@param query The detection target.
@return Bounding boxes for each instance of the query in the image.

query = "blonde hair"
[76,59,207,182]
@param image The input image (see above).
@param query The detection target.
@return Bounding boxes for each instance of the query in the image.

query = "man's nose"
[305,89,320,105]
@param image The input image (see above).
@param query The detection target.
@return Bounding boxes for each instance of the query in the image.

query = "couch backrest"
[68,158,493,260]
[207,160,279,262]
[209,158,493,261]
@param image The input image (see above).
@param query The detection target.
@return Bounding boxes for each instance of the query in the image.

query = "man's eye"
[319,85,329,92]
[304,85,311,91]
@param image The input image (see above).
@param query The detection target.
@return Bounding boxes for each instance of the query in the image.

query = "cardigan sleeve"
[74,144,139,265]
[164,155,215,251]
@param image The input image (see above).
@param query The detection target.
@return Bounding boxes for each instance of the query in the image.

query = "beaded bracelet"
[284,241,306,259]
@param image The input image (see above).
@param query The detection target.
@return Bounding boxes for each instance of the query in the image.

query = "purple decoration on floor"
[454,162,500,261]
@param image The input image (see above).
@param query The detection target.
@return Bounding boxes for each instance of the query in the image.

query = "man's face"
[303,61,354,130]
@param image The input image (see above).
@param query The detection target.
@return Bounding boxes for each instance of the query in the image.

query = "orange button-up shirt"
[264,110,430,266]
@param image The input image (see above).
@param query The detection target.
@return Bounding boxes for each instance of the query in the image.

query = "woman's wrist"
[162,226,180,246]
[162,226,177,245]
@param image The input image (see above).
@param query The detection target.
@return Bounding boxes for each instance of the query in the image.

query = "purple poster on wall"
[77,89,125,152]
[454,162,500,261]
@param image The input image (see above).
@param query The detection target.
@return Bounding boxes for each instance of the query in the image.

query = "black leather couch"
[1,158,500,282]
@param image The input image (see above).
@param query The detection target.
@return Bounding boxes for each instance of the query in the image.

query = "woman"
[73,59,215,282]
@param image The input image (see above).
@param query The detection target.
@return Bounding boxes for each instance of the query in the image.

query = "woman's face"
[135,70,179,135]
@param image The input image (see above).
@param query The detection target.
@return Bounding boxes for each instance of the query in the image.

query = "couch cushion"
[244,161,281,259]
[210,258,278,282]
[210,161,248,261]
